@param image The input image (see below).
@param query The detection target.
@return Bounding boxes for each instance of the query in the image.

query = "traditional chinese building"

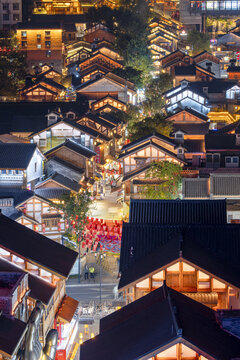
[119,199,240,311]
[80,283,240,360]
[0,188,65,243]
[0,143,44,189]
[0,213,78,351]
[118,133,186,200]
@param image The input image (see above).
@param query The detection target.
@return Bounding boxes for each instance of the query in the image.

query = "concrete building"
[0,0,22,29]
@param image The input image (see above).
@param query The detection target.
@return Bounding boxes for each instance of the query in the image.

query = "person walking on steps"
[89,266,95,281]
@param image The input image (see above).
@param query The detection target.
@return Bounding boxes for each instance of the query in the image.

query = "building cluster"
[81,199,240,359]
[0,211,78,359]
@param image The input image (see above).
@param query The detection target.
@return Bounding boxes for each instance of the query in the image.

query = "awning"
[57,296,79,323]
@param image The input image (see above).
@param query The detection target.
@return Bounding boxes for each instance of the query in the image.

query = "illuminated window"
[46,50,51,58]
[21,31,27,37]
[167,263,180,271]
[136,278,150,289]
[156,345,177,358]
[21,41,27,48]
[182,262,195,271]
[213,279,226,289]
[45,41,51,48]
[45,31,51,37]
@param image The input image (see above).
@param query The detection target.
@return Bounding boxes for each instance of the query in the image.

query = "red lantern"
[42,223,45,233]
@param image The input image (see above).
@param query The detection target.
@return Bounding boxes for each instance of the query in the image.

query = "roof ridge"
[164,284,182,337]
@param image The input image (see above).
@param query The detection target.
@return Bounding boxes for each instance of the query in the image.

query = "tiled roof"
[121,132,177,152]
[0,189,34,206]
[44,139,96,159]
[48,156,84,175]
[172,122,209,135]
[165,107,209,121]
[49,172,82,192]
[119,223,240,289]
[205,134,240,150]
[0,257,55,305]
[183,178,209,198]
[212,175,240,196]
[81,284,240,360]
[129,199,226,224]
[35,187,70,200]
[0,213,78,278]
[0,143,38,169]
[213,120,240,134]
[0,101,89,134]
[0,313,27,356]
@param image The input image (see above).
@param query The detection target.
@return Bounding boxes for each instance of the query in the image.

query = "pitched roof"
[119,223,240,290]
[213,120,240,134]
[121,132,177,152]
[165,107,209,122]
[0,257,55,305]
[0,213,78,278]
[172,122,209,135]
[35,187,70,200]
[0,143,39,169]
[48,156,85,175]
[212,175,240,196]
[183,178,209,198]
[37,172,81,192]
[81,284,240,360]
[0,101,89,134]
[44,139,96,159]
[0,313,27,356]
[0,189,34,206]
[205,134,240,150]
[129,199,226,224]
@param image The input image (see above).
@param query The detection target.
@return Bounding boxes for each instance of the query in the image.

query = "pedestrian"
[84,265,89,280]
[89,266,95,281]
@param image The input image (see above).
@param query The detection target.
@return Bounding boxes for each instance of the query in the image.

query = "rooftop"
[129,199,226,224]
[0,143,39,169]
[0,213,77,279]
[81,284,240,360]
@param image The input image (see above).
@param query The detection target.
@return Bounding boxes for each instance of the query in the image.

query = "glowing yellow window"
[182,262,195,271]
[213,279,226,289]
[156,345,177,358]
[167,262,180,271]
[136,278,150,289]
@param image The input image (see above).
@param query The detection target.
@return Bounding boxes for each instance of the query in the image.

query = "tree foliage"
[127,113,173,142]
[142,73,173,116]
[86,0,152,86]
[187,30,210,55]
[54,191,92,246]
[0,31,27,96]
[143,161,182,199]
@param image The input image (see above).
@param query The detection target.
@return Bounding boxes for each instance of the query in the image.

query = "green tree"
[0,31,27,97]
[143,161,182,199]
[127,113,173,142]
[54,191,92,282]
[86,1,152,86]
[142,73,173,116]
[187,30,210,55]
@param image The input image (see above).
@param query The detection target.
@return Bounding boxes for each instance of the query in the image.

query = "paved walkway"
[67,252,119,285]
[89,190,123,220]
